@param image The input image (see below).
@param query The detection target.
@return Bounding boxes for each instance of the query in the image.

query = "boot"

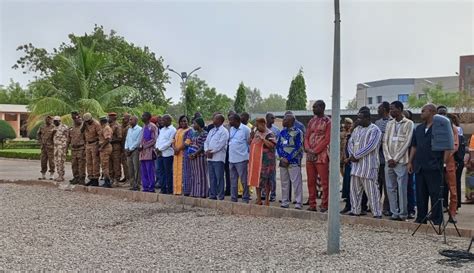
[70,177,78,185]
[255,188,262,205]
[38,173,46,180]
[54,176,65,182]
[86,179,99,187]
[49,173,55,180]
[77,177,86,185]
[102,178,112,188]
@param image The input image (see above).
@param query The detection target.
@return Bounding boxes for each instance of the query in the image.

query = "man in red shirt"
[305,100,331,212]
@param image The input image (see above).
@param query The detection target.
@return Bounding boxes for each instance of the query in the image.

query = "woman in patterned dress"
[248,118,277,206]
[186,117,209,198]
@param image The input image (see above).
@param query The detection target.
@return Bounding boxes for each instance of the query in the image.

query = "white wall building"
[356,76,458,109]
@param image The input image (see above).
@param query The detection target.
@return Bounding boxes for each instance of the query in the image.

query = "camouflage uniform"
[69,123,86,184]
[109,120,123,183]
[38,123,55,176]
[84,120,101,180]
[99,123,113,180]
[53,123,69,180]
[121,123,130,181]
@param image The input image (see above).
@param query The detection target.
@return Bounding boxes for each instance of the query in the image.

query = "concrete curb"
[2,179,472,239]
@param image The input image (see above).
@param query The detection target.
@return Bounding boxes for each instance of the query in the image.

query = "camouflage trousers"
[109,144,122,181]
[40,145,55,174]
[54,145,67,178]
[100,144,113,179]
[85,143,100,179]
[71,148,86,181]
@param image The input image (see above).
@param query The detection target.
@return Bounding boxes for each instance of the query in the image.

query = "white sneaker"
[49,173,54,180]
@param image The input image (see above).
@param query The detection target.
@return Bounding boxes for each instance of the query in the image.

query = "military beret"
[83,113,92,121]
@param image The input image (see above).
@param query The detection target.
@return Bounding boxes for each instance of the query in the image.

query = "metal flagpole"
[327,0,341,254]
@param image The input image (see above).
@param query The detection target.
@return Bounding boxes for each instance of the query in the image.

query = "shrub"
[28,121,43,140]
[0,120,16,148]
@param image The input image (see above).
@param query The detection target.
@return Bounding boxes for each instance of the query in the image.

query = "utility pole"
[327,0,341,254]
[167,66,201,116]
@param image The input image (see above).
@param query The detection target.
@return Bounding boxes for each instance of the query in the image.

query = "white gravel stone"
[0,183,473,271]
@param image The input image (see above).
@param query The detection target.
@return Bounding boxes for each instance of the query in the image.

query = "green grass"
[0,148,71,161]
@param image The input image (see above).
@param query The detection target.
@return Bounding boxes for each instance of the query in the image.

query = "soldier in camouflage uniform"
[52,116,69,182]
[68,111,86,185]
[120,113,131,182]
[83,113,102,186]
[99,116,113,188]
[108,112,122,185]
[38,115,55,180]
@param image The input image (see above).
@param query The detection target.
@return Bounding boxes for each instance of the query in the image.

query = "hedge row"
[3,141,40,149]
[0,150,71,161]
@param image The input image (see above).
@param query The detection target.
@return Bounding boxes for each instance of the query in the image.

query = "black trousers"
[415,169,443,225]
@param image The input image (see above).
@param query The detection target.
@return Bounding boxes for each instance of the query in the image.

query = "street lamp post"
[327,0,341,254]
[167,66,201,116]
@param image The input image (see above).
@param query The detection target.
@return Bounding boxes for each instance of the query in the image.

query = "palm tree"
[28,42,136,127]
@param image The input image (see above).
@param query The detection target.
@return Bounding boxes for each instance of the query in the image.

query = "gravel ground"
[0,184,473,271]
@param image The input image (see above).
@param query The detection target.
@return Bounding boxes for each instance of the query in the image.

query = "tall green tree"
[0,80,32,105]
[13,25,169,107]
[408,84,459,108]
[346,97,358,110]
[28,42,135,126]
[286,68,307,110]
[168,76,233,120]
[234,82,247,113]
[258,94,287,113]
[246,88,263,113]
[184,81,199,117]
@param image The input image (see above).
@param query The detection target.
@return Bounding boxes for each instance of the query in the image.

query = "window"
[368,97,373,105]
[377,96,382,103]
[398,94,409,102]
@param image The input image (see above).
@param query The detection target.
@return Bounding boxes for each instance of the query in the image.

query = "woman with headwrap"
[248,118,277,206]
[186,117,209,198]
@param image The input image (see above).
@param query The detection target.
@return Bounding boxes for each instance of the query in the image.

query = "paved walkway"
[1,157,473,231]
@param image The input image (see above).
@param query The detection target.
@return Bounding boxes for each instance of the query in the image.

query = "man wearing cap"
[99,116,113,188]
[82,113,102,186]
[108,112,123,186]
[52,116,69,182]
[38,115,55,180]
[68,112,86,185]
[120,113,131,183]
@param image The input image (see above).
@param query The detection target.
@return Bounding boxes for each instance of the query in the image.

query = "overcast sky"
[1,0,473,106]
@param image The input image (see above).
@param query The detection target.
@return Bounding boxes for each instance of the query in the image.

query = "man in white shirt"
[228,114,251,203]
[155,115,177,194]
[383,101,414,221]
[124,116,143,191]
[204,114,230,200]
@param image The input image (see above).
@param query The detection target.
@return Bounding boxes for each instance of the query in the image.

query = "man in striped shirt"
[382,101,414,221]
[348,110,383,218]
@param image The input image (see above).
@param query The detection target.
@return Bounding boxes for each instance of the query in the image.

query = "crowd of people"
[37,100,474,223]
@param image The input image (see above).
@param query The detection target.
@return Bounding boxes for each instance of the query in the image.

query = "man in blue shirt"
[124,116,142,191]
[277,114,304,209]
[228,114,251,203]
